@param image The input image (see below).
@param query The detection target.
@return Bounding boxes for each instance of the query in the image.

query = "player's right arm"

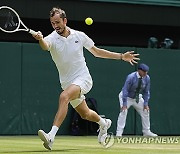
[32,31,50,51]
[39,39,50,51]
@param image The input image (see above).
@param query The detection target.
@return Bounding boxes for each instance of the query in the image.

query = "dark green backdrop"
[0,42,179,135]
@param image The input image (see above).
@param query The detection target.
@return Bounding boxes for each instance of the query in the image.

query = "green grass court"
[0,136,180,154]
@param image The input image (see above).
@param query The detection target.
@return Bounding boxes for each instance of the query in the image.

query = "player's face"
[50,13,67,35]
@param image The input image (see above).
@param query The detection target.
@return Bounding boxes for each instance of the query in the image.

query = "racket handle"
[29,29,37,35]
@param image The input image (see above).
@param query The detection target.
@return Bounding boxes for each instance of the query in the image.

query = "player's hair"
[50,7,66,19]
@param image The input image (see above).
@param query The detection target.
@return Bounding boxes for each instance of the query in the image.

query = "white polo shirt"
[44,28,94,88]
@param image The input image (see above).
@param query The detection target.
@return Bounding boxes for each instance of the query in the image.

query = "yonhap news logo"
[116,136,179,144]
[101,135,179,148]
[102,132,115,148]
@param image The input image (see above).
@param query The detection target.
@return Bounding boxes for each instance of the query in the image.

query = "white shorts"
[62,75,93,108]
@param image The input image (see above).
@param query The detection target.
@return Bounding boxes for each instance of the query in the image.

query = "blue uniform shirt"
[122,72,150,106]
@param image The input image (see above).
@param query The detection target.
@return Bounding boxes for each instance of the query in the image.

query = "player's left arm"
[88,46,140,65]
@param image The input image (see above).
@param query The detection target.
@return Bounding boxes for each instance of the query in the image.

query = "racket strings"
[0,8,19,32]
[5,11,17,28]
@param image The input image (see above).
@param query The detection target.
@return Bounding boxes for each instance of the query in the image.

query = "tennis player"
[32,7,139,150]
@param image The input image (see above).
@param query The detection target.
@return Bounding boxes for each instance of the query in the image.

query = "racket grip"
[29,29,38,35]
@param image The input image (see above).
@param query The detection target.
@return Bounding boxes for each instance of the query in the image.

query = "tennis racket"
[0,6,37,35]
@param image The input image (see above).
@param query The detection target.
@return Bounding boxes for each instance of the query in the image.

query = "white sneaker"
[143,130,158,137]
[97,119,112,144]
[38,130,54,150]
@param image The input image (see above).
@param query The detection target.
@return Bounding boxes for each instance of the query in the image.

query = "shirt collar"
[136,72,142,79]
[68,27,75,35]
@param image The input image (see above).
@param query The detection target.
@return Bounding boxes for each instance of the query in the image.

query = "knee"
[59,92,69,104]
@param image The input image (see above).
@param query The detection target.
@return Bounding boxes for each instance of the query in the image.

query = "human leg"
[75,99,100,122]
[133,97,157,137]
[75,100,111,144]
[54,84,82,126]
[38,84,81,150]
[116,110,128,137]
[116,92,132,136]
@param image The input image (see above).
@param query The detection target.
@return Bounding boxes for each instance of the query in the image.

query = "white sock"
[48,126,59,139]
[96,117,106,127]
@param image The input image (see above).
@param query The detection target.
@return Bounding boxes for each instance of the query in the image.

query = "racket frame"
[0,6,37,35]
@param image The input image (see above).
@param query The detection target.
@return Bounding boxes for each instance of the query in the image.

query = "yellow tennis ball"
[85,17,93,25]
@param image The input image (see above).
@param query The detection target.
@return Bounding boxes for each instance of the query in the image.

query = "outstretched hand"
[122,51,140,65]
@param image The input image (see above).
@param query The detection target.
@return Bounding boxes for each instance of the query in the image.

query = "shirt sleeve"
[79,32,94,49]
[122,75,132,106]
[143,76,150,106]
